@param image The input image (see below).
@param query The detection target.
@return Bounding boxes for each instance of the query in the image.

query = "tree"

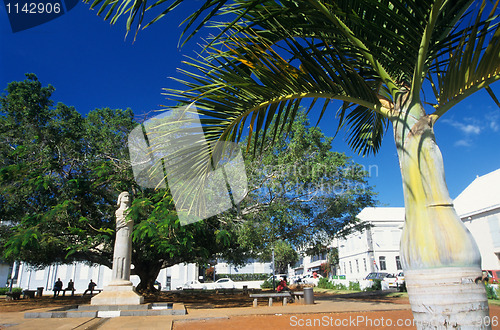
[220,111,374,268]
[0,74,118,267]
[85,0,499,327]
[0,75,236,292]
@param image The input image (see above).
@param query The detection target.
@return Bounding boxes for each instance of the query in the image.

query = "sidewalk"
[0,295,411,329]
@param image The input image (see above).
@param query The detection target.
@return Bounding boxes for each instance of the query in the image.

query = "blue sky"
[1,3,499,207]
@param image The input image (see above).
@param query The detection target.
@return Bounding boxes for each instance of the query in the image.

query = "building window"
[363,258,367,272]
[343,262,346,275]
[379,256,386,271]
[395,256,402,270]
[356,259,359,273]
[349,261,352,273]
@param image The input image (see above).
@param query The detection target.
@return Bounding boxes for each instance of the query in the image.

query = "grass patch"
[385,292,409,298]
[313,287,361,294]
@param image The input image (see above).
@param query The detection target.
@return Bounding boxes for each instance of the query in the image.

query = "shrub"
[348,281,361,291]
[217,273,270,281]
[485,285,497,299]
[365,279,382,291]
[317,277,330,289]
[334,282,347,290]
[261,279,273,289]
[0,287,22,295]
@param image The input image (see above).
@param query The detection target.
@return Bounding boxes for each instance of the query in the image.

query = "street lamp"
[272,247,275,290]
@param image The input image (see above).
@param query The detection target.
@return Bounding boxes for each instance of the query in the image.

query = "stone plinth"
[91,285,144,305]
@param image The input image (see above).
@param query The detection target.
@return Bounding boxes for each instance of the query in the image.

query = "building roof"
[356,207,405,222]
[454,168,500,217]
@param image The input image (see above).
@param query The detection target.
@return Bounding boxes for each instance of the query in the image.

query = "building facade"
[337,207,405,281]
[454,169,500,271]
[11,261,199,293]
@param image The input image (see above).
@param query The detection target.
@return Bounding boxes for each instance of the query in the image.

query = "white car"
[381,274,398,288]
[214,278,235,289]
[177,280,209,290]
[267,274,287,283]
[301,273,323,285]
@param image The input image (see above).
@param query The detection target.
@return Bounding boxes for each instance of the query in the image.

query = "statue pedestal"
[91,285,144,305]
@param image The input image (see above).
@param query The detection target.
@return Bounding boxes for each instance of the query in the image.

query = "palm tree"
[86,0,499,327]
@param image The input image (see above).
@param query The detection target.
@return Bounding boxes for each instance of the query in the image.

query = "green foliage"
[0,287,22,294]
[220,112,375,266]
[260,278,273,289]
[317,277,331,289]
[0,75,239,292]
[317,278,351,291]
[216,273,269,281]
[485,284,498,300]
[348,281,361,291]
[365,279,382,291]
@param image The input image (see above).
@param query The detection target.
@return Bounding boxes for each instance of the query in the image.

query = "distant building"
[12,261,198,293]
[337,207,405,281]
[454,169,500,270]
[215,258,272,276]
[0,260,11,287]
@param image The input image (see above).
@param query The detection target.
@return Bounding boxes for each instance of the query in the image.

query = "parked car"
[266,274,288,283]
[302,273,323,285]
[214,278,235,289]
[364,272,389,281]
[381,274,398,288]
[176,280,209,290]
[395,271,405,287]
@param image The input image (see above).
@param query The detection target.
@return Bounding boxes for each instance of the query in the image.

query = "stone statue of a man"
[110,191,133,286]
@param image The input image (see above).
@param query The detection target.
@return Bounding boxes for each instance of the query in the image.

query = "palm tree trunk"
[393,111,490,329]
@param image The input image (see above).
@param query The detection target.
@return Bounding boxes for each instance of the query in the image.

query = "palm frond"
[429,0,500,117]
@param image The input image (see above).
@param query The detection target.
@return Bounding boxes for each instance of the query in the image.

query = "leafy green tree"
[85,0,500,325]
[0,74,117,267]
[221,112,374,266]
[0,75,236,292]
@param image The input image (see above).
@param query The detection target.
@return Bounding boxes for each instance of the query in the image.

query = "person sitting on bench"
[53,278,63,297]
[277,276,289,293]
[83,279,97,296]
[63,279,75,296]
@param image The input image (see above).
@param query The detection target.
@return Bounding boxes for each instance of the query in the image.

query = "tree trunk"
[393,107,490,329]
[134,264,162,293]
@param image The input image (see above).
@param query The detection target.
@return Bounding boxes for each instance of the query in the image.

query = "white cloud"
[454,139,472,147]
[451,122,481,135]
[486,113,499,132]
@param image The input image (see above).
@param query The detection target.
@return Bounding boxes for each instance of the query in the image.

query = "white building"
[454,169,500,270]
[215,258,272,276]
[11,261,199,293]
[0,261,10,287]
[337,207,405,281]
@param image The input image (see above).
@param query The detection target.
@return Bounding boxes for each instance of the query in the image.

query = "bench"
[82,288,103,297]
[5,291,21,301]
[62,288,75,297]
[292,291,304,303]
[23,290,36,299]
[249,292,291,307]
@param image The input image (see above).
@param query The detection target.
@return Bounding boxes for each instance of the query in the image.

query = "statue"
[91,191,144,305]
[110,191,133,285]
